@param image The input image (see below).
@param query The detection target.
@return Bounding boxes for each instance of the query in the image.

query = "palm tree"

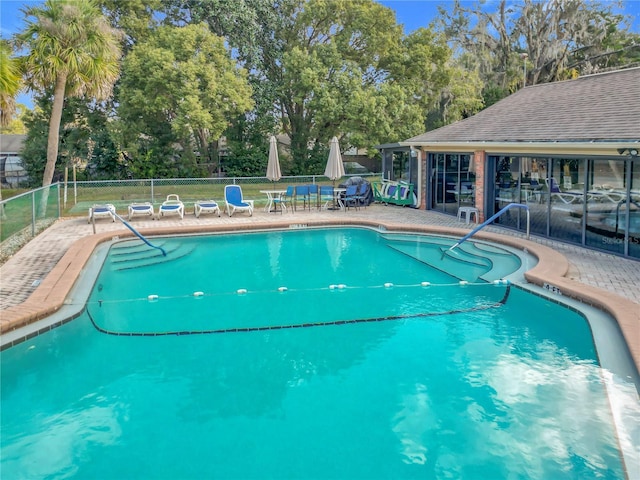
[0,40,21,128]
[16,0,122,188]
[0,40,22,217]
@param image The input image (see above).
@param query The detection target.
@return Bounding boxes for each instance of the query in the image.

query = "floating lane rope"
[87,281,510,308]
[86,285,511,337]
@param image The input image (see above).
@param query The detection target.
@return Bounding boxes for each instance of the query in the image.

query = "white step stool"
[457,206,479,224]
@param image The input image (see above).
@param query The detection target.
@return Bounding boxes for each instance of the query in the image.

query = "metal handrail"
[91,210,167,256]
[614,197,640,235]
[448,203,530,253]
[114,212,167,256]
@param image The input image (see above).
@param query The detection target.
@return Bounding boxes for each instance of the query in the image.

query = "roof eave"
[398,140,640,156]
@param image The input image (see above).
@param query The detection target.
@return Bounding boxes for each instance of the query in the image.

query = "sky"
[379,0,640,33]
[1,0,639,107]
[2,0,639,39]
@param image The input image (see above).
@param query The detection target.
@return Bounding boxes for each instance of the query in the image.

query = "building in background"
[0,135,28,188]
[378,67,640,259]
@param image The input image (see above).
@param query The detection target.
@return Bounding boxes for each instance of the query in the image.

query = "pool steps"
[108,241,195,271]
[106,234,521,280]
[382,234,521,283]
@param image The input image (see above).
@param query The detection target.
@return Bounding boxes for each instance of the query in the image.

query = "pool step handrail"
[108,212,167,256]
[614,197,640,235]
[448,203,530,253]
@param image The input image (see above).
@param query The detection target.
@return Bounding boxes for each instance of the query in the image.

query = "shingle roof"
[0,135,26,154]
[406,67,640,144]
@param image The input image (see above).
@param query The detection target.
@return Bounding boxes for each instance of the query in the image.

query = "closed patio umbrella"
[324,136,345,186]
[266,135,282,182]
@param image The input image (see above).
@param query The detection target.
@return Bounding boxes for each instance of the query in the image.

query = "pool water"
[0,228,631,479]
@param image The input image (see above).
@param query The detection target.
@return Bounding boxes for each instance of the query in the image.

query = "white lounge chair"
[547,178,582,204]
[88,204,116,223]
[194,199,221,218]
[224,185,254,217]
[158,194,184,219]
[128,202,155,220]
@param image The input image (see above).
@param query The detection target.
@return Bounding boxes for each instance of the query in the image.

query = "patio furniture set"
[87,183,371,224]
[260,183,369,214]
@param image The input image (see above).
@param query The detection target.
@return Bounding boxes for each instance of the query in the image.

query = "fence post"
[151,178,154,203]
[57,183,61,219]
[31,190,36,237]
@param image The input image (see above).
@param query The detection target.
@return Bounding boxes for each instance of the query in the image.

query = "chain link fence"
[1,184,61,262]
[1,174,379,262]
[61,174,379,217]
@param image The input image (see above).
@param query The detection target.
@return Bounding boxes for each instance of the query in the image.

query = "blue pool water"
[0,228,633,479]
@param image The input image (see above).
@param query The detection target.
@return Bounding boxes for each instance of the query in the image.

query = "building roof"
[405,67,640,147]
[0,135,26,154]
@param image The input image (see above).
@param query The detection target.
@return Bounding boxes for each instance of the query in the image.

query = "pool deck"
[1,205,639,371]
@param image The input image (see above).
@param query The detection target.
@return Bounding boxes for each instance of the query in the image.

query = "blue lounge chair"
[224,185,254,217]
[128,202,155,221]
[88,204,116,223]
[158,194,185,219]
[194,199,221,218]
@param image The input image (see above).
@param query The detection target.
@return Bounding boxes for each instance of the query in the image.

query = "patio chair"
[273,186,294,213]
[128,202,155,221]
[194,199,221,218]
[224,185,254,217]
[294,185,310,211]
[308,184,319,209]
[354,182,369,208]
[373,180,415,207]
[319,185,335,210]
[344,185,359,211]
[158,194,185,219]
[88,204,116,223]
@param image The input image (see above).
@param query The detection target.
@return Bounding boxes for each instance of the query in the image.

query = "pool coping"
[1,218,639,374]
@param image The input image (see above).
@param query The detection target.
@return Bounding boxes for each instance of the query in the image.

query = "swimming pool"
[1,227,638,479]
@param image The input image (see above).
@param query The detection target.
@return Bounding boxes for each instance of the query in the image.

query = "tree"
[20,93,123,184]
[117,23,253,177]
[163,0,287,174]
[163,0,460,173]
[263,0,454,171]
[515,0,639,84]
[0,104,28,134]
[99,0,161,49]
[437,0,640,105]
[16,0,122,188]
[0,40,21,128]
